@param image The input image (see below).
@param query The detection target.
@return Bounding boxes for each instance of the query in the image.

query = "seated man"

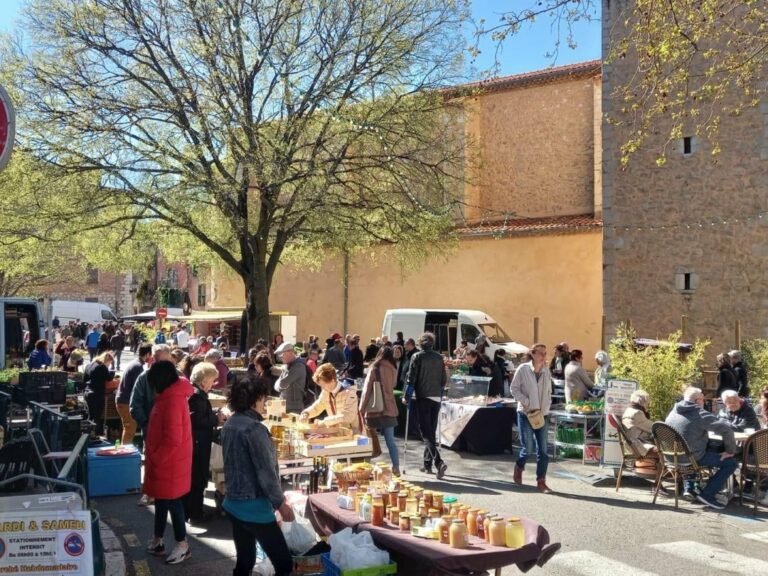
[665,386,738,510]
[718,390,760,432]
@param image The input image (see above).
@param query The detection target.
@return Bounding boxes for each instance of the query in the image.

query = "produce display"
[335,476,528,550]
[266,416,370,458]
[564,399,604,414]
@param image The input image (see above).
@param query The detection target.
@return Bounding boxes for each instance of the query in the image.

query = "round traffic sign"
[156,308,168,320]
[0,84,15,171]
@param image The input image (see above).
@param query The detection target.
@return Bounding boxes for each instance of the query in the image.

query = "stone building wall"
[601,0,768,356]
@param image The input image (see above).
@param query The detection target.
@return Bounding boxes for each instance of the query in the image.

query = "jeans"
[154,498,186,542]
[416,398,443,470]
[115,402,137,445]
[87,348,97,361]
[379,426,399,470]
[516,412,549,480]
[684,451,739,498]
[230,516,292,576]
[114,349,122,370]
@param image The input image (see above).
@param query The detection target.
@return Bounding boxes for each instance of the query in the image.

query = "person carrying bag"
[359,347,400,474]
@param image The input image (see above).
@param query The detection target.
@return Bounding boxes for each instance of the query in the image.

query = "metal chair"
[739,428,768,514]
[28,428,74,477]
[608,413,660,492]
[651,422,709,508]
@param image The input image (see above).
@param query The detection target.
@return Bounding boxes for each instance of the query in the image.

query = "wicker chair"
[739,428,768,514]
[651,422,710,508]
[608,413,660,492]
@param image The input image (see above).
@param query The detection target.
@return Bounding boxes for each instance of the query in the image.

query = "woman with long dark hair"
[221,375,295,576]
[144,361,194,565]
[360,346,400,475]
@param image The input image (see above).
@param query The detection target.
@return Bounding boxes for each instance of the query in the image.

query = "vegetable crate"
[321,553,397,576]
[555,426,584,459]
[14,371,67,405]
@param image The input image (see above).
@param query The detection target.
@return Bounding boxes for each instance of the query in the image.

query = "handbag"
[364,368,385,414]
[527,409,545,430]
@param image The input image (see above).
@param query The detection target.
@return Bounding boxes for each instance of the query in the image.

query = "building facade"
[601,0,768,356]
[210,62,606,362]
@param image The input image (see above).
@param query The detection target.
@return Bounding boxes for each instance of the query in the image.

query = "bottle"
[399,513,411,532]
[482,514,492,543]
[360,495,372,522]
[432,492,444,511]
[397,491,408,512]
[467,509,479,536]
[309,458,318,494]
[505,517,525,549]
[423,490,433,509]
[449,519,468,549]
[114,439,121,450]
[442,496,457,515]
[457,505,470,523]
[489,517,506,547]
[437,516,451,544]
[476,510,488,540]
[371,501,385,527]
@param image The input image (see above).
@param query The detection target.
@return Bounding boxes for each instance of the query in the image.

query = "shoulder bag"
[364,367,385,414]
[526,369,546,430]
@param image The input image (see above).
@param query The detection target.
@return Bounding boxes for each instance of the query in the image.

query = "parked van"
[381,309,528,359]
[51,300,119,326]
[1,298,45,369]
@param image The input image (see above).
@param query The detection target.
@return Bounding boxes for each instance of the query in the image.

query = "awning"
[172,310,244,322]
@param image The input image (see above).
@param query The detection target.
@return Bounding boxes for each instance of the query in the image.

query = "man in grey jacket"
[274,342,307,413]
[665,386,738,509]
[405,332,448,479]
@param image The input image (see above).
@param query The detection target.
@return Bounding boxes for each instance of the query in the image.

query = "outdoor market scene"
[1,2,768,576]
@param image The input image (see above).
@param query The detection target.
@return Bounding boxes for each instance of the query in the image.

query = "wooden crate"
[295,435,372,458]
[299,427,354,446]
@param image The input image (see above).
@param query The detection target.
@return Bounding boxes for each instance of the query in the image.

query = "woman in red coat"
[144,360,194,565]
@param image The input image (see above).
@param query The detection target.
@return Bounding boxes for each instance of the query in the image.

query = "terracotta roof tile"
[455,60,602,95]
[457,214,602,238]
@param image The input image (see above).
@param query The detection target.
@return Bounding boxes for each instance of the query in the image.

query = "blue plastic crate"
[321,553,396,576]
[87,446,141,497]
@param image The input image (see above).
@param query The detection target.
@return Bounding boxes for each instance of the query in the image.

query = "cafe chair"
[739,428,768,514]
[651,422,710,509]
[607,413,660,492]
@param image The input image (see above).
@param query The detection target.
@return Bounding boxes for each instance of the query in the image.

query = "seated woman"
[300,363,361,433]
[621,390,657,457]
[564,350,595,402]
[718,389,760,432]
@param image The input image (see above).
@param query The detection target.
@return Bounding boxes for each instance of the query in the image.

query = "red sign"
[156,308,168,320]
[0,84,15,171]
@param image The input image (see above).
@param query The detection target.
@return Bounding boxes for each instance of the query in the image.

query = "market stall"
[439,375,516,455]
[305,489,560,576]
[551,400,605,465]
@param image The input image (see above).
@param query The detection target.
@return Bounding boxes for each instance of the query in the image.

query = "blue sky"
[0,0,601,78]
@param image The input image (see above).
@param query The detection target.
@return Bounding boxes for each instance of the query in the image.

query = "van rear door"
[425,311,459,355]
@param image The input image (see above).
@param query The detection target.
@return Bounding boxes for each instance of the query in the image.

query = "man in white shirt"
[175,326,190,352]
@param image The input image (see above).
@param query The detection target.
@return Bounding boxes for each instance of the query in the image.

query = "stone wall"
[601,0,768,356]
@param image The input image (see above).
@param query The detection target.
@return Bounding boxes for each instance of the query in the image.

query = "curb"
[100,519,127,576]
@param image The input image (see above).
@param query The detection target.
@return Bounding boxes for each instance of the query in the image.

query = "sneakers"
[138,494,154,507]
[146,539,165,556]
[436,462,448,480]
[513,465,523,485]
[165,543,191,565]
[392,468,401,477]
[696,493,725,510]
[682,489,697,500]
[419,466,433,474]
[537,479,553,494]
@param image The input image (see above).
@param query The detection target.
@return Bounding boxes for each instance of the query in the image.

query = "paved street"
[95,358,768,576]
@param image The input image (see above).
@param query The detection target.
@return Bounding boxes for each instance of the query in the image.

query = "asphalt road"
[99,351,768,576]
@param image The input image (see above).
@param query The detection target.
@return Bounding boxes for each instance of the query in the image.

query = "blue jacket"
[27,349,52,369]
[220,410,284,509]
[154,333,167,344]
[85,330,100,349]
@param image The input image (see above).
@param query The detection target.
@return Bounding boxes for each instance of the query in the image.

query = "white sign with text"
[602,378,638,466]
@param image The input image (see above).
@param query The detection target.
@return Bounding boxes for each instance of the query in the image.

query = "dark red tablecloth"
[305,492,560,575]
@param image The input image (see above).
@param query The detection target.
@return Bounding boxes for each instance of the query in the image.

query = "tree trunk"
[244,271,271,348]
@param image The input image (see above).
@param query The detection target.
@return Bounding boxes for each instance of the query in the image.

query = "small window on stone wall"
[675,269,699,293]
[683,136,693,155]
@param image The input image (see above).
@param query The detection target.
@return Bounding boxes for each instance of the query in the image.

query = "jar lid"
[443,496,458,503]
[507,516,521,522]
[451,518,464,523]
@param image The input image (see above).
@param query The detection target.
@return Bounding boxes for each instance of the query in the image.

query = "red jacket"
[143,377,194,500]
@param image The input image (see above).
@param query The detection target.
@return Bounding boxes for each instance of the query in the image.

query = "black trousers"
[182,438,212,520]
[85,393,105,436]
[416,398,443,469]
[230,515,292,576]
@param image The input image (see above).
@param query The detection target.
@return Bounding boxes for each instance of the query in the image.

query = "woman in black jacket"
[183,361,222,523]
[715,352,738,398]
[84,352,114,437]
[96,332,112,355]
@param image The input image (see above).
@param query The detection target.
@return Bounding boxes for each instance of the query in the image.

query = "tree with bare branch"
[2,0,470,343]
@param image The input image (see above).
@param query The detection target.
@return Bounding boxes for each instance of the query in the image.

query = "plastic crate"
[321,553,396,576]
[87,446,141,496]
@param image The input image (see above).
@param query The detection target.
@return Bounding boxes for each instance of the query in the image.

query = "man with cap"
[323,333,346,370]
[275,342,308,413]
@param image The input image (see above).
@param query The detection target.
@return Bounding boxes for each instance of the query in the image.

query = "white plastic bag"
[252,556,275,576]
[329,528,390,569]
[281,517,317,555]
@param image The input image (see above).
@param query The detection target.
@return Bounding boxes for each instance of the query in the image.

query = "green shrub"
[608,327,709,421]
[740,339,768,402]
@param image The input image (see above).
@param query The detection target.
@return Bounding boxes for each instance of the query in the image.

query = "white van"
[381,309,528,359]
[51,300,119,326]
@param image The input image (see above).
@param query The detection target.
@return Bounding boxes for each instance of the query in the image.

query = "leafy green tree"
[609,327,709,421]
[2,0,470,344]
[475,1,766,163]
[740,340,768,403]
